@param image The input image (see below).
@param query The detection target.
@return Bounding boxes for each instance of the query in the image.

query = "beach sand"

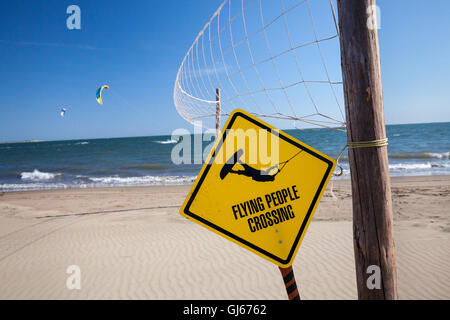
[0,176,449,299]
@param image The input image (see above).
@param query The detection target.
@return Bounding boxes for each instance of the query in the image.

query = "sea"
[0,122,449,192]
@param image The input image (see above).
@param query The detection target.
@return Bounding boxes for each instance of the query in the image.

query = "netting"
[174,0,345,131]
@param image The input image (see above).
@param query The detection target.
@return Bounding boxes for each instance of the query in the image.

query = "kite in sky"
[96,85,109,105]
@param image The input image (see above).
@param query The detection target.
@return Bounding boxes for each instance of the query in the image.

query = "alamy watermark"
[66,5,81,30]
[66,265,81,290]
[366,265,381,290]
[170,121,280,174]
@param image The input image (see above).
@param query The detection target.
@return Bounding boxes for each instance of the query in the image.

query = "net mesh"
[174,0,345,131]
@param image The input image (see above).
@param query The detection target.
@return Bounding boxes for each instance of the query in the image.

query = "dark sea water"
[1,122,449,192]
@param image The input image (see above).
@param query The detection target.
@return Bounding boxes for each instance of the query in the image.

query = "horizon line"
[1,120,449,144]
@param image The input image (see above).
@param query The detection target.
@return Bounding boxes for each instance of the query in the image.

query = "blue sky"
[0,0,449,142]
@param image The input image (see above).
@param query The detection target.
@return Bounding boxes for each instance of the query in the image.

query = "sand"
[0,176,449,299]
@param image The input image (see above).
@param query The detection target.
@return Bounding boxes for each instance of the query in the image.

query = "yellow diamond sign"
[180,109,336,267]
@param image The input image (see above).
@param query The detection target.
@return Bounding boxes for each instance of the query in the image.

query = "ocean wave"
[20,169,63,181]
[1,175,197,192]
[75,141,89,145]
[389,152,449,159]
[0,183,69,191]
[154,139,177,144]
[427,152,450,159]
[75,175,90,179]
[338,152,450,161]
[389,162,450,170]
[333,162,450,178]
[87,175,196,185]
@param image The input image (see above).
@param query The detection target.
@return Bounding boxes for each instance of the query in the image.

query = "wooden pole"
[337,0,398,299]
[215,88,221,137]
[279,266,300,300]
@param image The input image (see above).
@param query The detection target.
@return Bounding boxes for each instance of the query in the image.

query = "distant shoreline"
[2,121,449,144]
[0,140,45,144]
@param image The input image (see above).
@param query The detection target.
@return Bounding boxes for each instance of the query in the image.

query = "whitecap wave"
[389,162,450,170]
[333,162,450,179]
[20,169,63,181]
[425,152,450,159]
[75,141,89,145]
[155,139,177,144]
[88,175,196,186]
[389,152,450,159]
[0,183,69,191]
[1,174,197,192]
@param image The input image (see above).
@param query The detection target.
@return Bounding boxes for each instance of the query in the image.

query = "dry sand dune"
[0,176,449,299]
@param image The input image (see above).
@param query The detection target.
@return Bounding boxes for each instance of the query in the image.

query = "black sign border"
[183,111,334,265]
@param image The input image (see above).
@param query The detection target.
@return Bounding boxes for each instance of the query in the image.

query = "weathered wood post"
[216,88,221,137]
[337,0,398,299]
